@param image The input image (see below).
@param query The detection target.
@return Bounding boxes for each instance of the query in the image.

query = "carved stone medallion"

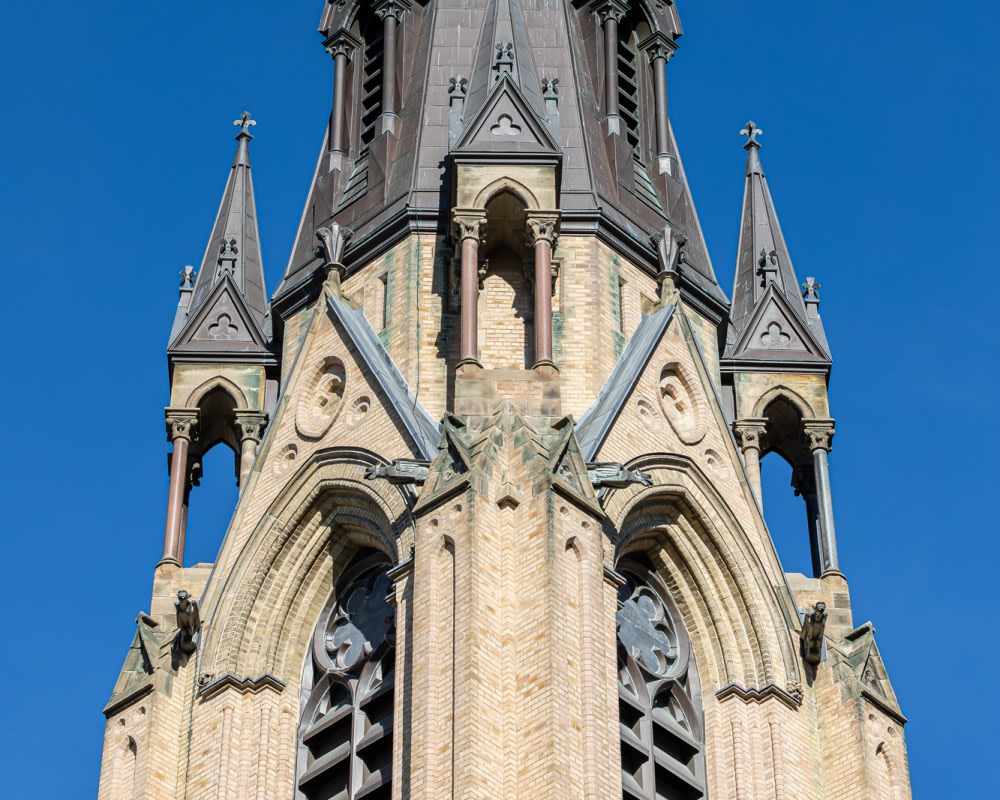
[657,362,707,445]
[296,357,347,439]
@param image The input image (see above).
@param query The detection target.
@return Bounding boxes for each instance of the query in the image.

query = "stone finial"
[174,590,201,655]
[495,41,515,77]
[315,223,351,271]
[800,602,827,665]
[741,120,763,150]
[542,77,559,99]
[234,111,256,138]
[803,277,821,304]
[449,75,469,100]
[758,247,778,283]
[179,265,196,290]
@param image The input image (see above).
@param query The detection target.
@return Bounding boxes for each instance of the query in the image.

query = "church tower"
[98,3,911,799]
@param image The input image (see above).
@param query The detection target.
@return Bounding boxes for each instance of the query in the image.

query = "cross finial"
[741,121,763,150]
[234,111,256,137]
[802,277,821,303]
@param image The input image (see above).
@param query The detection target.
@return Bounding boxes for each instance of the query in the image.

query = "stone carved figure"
[800,602,827,665]
[365,459,430,485]
[174,590,201,655]
[587,462,653,489]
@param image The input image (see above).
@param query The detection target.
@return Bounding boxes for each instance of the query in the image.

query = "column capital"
[803,419,836,453]
[525,211,561,248]
[452,209,487,244]
[732,418,768,452]
[638,31,678,63]
[591,0,629,24]
[165,408,200,443]
[235,411,269,445]
[374,0,411,22]
[323,29,362,61]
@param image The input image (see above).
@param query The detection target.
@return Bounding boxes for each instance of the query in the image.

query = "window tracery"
[616,558,706,799]
[297,552,396,800]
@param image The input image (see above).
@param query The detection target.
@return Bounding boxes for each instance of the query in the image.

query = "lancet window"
[616,557,706,800]
[296,551,396,800]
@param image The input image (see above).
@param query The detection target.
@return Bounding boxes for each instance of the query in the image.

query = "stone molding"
[197,673,286,701]
[803,419,836,452]
[716,682,803,709]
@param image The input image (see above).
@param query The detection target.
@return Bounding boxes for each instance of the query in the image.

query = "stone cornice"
[716,682,803,710]
[197,673,286,701]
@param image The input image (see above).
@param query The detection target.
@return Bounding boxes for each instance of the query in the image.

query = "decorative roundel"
[636,397,664,433]
[313,566,395,674]
[657,362,707,445]
[616,578,687,681]
[296,357,347,439]
[272,443,298,476]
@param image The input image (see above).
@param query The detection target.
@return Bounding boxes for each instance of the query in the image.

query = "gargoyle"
[365,460,430,486]
[587,463,653,490]
[800,602,827,665]
[175,590,201,655]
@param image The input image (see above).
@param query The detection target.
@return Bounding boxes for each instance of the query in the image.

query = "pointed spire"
[169,113,272,353]
[725,122,829,362]
[462,0,546,125]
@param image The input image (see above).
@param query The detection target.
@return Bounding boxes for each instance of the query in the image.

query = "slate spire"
[723,122,830,364]
[462,0,546,124]
[169,113,272,357]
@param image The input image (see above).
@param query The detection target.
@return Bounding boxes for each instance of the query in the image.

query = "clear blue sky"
[1,1,994,796]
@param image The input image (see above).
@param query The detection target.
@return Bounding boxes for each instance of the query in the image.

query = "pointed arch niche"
[296,549,397,800]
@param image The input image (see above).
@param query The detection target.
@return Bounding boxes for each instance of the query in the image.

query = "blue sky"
[1,1,994,796]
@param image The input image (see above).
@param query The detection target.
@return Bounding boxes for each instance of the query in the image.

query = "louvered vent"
[358,17,384,156]
[616,560,706,800]
[297,554,395,800]
[617,34,642,157]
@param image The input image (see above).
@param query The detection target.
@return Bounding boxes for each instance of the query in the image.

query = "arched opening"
[759,397,822,577]
[480,191,534,369]
[618,10,653,162]
[184,385,242,566]
[297,548,396,800]
[616,552,706,800]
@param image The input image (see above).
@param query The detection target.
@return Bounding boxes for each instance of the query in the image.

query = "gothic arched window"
[296,551,396,800]
[616,557,706,800]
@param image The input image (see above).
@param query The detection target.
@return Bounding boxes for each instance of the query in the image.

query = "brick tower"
[98,2,911,799]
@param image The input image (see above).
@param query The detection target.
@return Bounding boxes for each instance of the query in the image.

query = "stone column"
[324,31,359,171]
[733,419,768,510]
[804,420,840,575]
[526,213,560,367]
[374,0,409,134]
[162,409,199,566]
[792,463,823,577]
[235,411,269,490]
[593,0,628,134]
[641,34,677,174]
[452,210,487,365]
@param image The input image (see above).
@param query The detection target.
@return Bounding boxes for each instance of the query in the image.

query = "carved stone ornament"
[592,0,628,25]
[323,29,361,62]
[174,590,201,655]
[315,223,351,272]
[803,420,836,453]
[315,566,395,674]
[587,462,653,490]
[452,212,487,244]
[234,411,268,444]
[733,419,768,452]
[525,214,560,248]
[658,362,707,445]
[616,579,687,680]
[295,358,347,439]
[179,265,196,289]
[640,32,678,63]
[800,602,828,666]
[365,459,430,485]
[448,75,469,99]
[374,0,410,22]
[165,409,199,443]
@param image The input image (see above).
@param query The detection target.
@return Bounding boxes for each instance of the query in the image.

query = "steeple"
[723,122,830,366]
[169,112,272,360]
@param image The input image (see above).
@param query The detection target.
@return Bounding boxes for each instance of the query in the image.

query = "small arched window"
[297,551,396,800]
[616,556,706,799]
